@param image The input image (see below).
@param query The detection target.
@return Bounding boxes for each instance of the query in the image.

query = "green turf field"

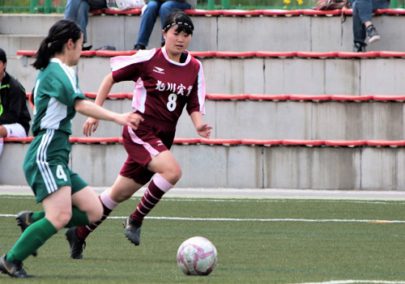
[1,195,405,283]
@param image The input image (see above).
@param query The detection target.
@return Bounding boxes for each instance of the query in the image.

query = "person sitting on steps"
[345,0,390,52]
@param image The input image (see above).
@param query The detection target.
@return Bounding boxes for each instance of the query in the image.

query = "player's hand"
[118,112,144,130]
[83,117,99,137]
[196,124,212,138]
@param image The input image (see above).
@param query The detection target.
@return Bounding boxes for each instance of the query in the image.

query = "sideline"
[2,185,405,200]
[294,280,405,284]
[1,214,405,224]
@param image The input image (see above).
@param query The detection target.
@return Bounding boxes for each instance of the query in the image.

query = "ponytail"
[33,19,82,70]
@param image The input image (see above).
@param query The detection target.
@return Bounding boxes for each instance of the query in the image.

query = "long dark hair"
[33,19,82,70]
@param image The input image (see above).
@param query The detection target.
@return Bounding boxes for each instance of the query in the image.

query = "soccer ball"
[176,236,218,276]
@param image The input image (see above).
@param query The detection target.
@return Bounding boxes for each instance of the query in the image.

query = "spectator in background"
[0,48,31,157]
[134,0,196,50]
[349,0,390,52]
[64,0,107,50]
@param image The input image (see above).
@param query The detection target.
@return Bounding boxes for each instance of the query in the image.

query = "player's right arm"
[77,99,143,131]
[82,73,115,136]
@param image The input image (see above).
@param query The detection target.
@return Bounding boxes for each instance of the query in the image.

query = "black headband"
[163,21,194,33]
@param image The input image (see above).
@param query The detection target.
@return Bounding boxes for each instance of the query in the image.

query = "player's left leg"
[125,150,181,245]
[1,186,74,278]
[64,184,103,259]
[15,211,45,257]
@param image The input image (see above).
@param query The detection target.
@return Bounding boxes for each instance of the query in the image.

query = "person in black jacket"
[0,48,31,156]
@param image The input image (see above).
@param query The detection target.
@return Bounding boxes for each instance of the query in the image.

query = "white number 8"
[167,93,177,112]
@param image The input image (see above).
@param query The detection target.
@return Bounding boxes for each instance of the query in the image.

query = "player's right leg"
[66,175,143,259]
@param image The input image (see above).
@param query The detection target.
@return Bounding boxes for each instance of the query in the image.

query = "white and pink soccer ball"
[176,236,218,276]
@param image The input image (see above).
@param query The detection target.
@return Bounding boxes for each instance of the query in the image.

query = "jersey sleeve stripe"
[197,61,206,114]
[110,49,157,71]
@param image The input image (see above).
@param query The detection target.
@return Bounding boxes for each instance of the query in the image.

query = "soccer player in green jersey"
[0,19,143,278]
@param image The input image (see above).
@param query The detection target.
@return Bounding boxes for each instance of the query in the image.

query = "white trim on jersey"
[110,49,157,71]
[40,97,67,130]
[111,50,156,113]
[161,46,191,66]
[133,79,147,113]
[36,129,58,194]
[128,127,160,157]
[33,79,41,115]
[196,60,206,114]
[51,58,80,93]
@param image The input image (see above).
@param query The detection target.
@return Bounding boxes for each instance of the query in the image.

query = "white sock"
[0,139,3,156]
[100,190,118,210]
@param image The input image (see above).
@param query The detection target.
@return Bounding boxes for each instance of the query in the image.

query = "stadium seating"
[1,9,405,54]
[9,51,405,95]
[3,136,405,189]
[1,9,405,190]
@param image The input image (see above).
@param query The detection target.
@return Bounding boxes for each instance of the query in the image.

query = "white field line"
[295,280,405,284]
[2,195,405,206]
[1,213,405,224]
[3,186,405,201]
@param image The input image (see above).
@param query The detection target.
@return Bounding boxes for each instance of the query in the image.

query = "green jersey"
[23,58,87,202]
[31,58,85,135]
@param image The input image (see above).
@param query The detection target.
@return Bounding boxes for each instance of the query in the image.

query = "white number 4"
[56,165,68,181]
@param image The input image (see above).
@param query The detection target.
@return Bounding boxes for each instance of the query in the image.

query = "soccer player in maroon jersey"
[61,10,212,258]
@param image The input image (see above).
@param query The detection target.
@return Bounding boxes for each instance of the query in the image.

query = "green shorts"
[23,129,88,203]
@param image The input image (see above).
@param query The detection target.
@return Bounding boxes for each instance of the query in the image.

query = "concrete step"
[0,14,60,35]
[0,12,403,54]
[1,141,404,190]
[8,54,405,95]
[0,34,44,56]
[67,97,405,140]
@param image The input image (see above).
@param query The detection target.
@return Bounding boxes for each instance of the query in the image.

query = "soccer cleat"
[133,44,146,50]
[65,227,86,259]
[366,25,380,44]
[82,43,93,51]
[16,211,33,231]
[16,211,37,257]
[0,255,31,278]
[353,41,366,52]
[123,217,142,246]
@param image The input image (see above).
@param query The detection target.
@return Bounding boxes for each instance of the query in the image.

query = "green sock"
[31,211,45,222]
[6,218,57,262]
[65,207,90,228]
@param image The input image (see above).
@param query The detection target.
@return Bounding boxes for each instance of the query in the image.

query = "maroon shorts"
[119,116,176,185]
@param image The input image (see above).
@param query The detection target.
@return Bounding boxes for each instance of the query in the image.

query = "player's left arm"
[187,61,211,138]
[190,111,212,139]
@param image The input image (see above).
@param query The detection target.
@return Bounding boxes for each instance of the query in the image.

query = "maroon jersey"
[111,47,206,125]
